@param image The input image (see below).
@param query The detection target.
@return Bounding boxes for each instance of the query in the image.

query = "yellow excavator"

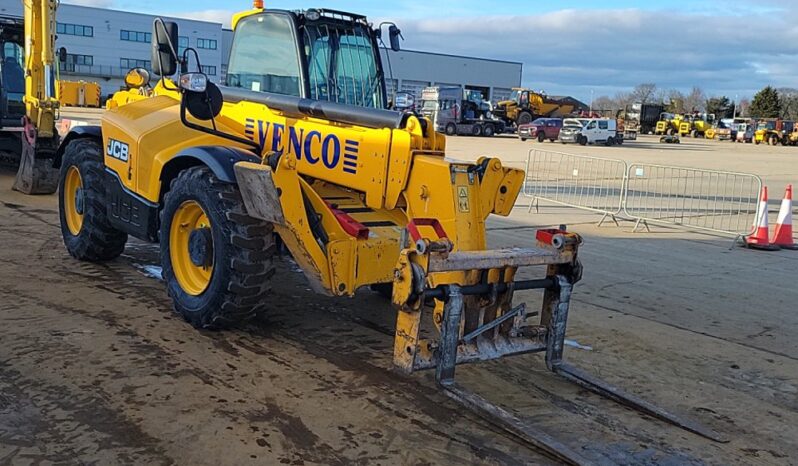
[55,4,723,462]
[0,0,61,194]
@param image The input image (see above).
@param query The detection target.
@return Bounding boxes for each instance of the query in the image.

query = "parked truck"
[420,86,505,136]
[621,102,664,140]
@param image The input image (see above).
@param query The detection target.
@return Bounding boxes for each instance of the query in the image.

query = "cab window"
[226,14,302,96]
[587,121,597,130]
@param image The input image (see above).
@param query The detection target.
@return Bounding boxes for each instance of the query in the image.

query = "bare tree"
[738,98,751,117]
[613,91,633,110]
[665,89,686,113]
[630,83,658,104]
[683,86,706,113]
[591,95,618,112]
[777,87,798,120]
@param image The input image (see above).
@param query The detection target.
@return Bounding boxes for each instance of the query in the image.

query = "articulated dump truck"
[54,4,724,463]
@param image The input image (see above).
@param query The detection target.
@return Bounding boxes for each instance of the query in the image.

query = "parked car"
[518,118,562,142]
[559,118,620,145]
[558,118,587,144]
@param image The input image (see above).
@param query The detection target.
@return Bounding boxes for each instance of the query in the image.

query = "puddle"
[565,339,593,351]
[133,264,163,280]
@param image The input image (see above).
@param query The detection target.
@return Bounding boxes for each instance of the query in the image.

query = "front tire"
[59,138,128,261]
[578,135,588,146]
[445,123,457,136]
[517,112,533,126]
[160,166,276,329]
[537,132,545,142]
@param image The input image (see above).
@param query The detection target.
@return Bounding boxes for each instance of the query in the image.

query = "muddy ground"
[1,133,797,465]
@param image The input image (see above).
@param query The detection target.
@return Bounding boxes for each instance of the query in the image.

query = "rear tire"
[59,138,128,261]
[472,125,482,137]
[769,135,779,146]
[483,124,494,137]
[606,137,615,146]
[160,166,276,329]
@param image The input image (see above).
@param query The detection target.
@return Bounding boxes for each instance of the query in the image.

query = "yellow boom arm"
[23,0,58,138]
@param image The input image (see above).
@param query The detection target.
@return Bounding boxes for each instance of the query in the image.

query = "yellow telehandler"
[54,5,722,462]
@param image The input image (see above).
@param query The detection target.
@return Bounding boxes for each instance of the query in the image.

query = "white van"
[559,118,620,146]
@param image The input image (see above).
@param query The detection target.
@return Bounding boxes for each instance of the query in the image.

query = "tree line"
[591,84,798,120]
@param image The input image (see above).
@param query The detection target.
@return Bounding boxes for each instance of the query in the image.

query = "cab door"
[584,120,598,142]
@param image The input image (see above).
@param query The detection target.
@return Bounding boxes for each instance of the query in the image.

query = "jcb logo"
[106,139,129,162]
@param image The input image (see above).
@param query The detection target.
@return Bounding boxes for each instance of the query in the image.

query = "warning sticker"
[457,186,470,213]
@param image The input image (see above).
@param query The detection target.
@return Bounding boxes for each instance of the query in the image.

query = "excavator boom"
[10,0,60,194]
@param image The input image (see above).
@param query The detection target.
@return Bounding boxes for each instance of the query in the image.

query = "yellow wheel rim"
[64,166,84,236]
[169,200,213,296]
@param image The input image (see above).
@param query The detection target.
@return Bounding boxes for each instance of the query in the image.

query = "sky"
[65,0,798,102]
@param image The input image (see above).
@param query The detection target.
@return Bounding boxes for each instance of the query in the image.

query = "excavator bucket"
[391,226,725,464]
[12,132,59,195]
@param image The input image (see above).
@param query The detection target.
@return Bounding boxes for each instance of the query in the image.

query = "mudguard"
[53,126,103,168]
[165,146,262,184]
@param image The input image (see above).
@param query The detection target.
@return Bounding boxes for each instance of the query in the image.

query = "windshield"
[227,14,302,96]
[226,13,384,108]
[563,118,583,127]
[510,89,520,102]
[303,20,383,108]
[421,100,438,110]
[531,118,547,125]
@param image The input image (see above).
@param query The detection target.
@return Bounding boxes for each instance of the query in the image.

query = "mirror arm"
[179,94,262,153]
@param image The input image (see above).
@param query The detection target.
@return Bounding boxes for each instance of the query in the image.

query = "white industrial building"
[0,2,522,102]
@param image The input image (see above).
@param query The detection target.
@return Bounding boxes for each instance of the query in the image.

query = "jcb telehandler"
[55,4,722,463]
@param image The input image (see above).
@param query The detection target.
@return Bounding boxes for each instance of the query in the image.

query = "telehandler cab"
[55,4,723,463]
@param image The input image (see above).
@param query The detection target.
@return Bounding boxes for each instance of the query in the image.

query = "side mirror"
[388,25,402,52]
[181,73,223,121]
[124,67,151,89]
[152,20,179,76]
[394,91,414,109]
[58,47,67,63]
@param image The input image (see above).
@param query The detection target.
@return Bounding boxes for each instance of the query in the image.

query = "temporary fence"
[521,149,763,242]
[523,149,627,226]
[623,164,762,242]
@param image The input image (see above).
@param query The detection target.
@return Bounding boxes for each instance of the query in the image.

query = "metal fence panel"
[623,164,762,237]
[523,149,627,221]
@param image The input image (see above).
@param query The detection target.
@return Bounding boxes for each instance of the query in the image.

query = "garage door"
[385,79,398,98]
[492,87,513,103]
[399,80,430,100]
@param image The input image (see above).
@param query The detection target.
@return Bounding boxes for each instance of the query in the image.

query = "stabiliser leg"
[543,275,728,443]
[435,285,593,466]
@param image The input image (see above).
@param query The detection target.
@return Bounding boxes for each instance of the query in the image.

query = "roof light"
[305,9,321,21]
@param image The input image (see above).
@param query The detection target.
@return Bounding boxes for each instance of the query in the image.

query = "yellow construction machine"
[493,88,576,127]
[654,112,682,135]
[678,113,715,138]
[55,5,723,462]
[0,1,61,194]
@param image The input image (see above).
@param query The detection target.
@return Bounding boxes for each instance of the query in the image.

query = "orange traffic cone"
[746,186,780,250]
[772,185,797,250]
